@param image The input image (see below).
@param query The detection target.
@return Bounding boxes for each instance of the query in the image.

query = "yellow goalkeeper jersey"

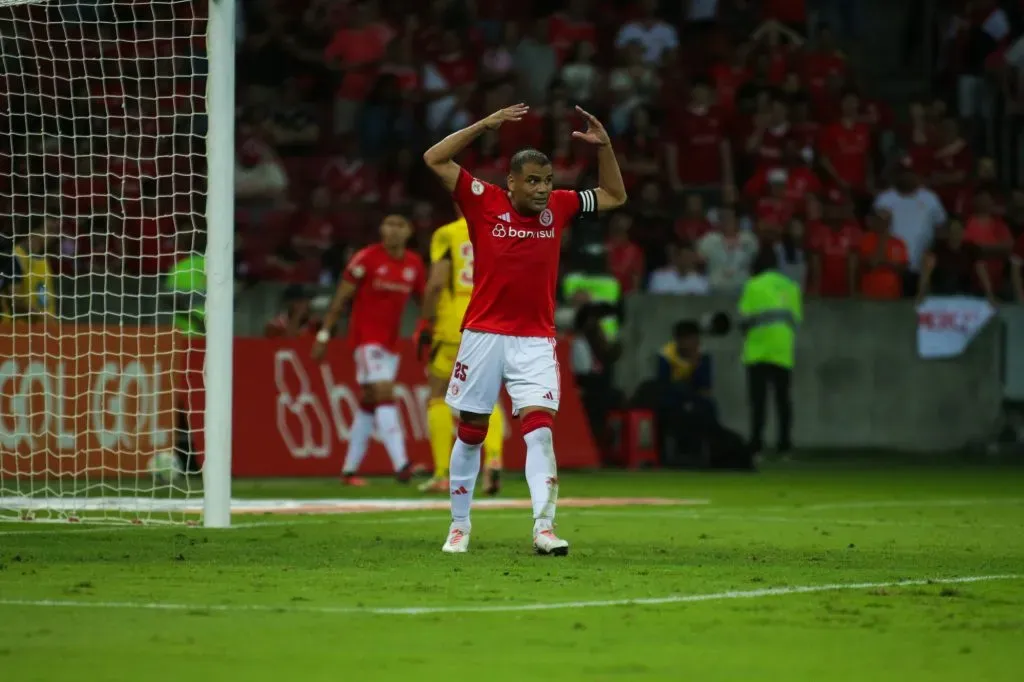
[430,218,474,344]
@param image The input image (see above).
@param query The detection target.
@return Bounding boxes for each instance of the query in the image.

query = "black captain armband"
[576,189,597,214]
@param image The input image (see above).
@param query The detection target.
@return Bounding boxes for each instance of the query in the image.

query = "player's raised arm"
[572,106,628,212]
[423,104,530,192]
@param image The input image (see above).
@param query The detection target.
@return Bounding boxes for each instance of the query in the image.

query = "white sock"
[342,409,375,475]
[374,403,408,473]
[524,426,558,532]
[449,437,482,526]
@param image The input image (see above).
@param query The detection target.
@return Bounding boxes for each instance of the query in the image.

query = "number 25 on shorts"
[453,362,469,382]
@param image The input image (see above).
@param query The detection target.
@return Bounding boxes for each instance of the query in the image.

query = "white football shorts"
[353,344,399,385]
[445,330,560,416]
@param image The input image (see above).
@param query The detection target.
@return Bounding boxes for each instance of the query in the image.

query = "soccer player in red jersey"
[422,104,627,555]
[311,215,426,486]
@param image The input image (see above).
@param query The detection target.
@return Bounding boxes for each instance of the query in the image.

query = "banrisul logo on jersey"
[492,223,555,239]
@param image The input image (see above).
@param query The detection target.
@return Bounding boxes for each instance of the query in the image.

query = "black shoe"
[483,468,502,496]
[395,463,413,484]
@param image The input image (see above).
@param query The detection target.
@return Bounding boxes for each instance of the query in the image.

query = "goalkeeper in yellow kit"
[416,211,504,495]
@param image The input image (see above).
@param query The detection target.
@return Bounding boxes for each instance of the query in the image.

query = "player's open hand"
[571,106,611,147]
[483,104,529,130]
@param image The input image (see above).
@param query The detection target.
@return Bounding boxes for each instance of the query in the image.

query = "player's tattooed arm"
[571,106,627,212]
[311,278,357,362]
[423,104,530,191]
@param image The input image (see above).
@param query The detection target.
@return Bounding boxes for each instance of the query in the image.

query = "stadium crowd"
[228,0,1024,304]
[3,0,1024,315]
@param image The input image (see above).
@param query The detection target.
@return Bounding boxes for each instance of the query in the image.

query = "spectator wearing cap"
[697,208,760,294]
[807,189,862,297]
[853,209,909,300]
[918,219,994,302]
[963,188,1013,300]
[752,168,796,234]
[648,241,711,295]
[745,138,822,217]
[873,157,947,296]
[265,285,319,338]
[818,89,873,198]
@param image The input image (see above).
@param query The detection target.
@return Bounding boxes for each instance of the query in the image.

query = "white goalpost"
[0,0,233,527]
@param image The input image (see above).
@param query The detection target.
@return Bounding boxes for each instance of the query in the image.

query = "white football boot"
[441,523,470,553]
[533,525,569,556]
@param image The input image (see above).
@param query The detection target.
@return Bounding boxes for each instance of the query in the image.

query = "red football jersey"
[453,168,594,337]
[343,244,426,351]
[808,220,862,296]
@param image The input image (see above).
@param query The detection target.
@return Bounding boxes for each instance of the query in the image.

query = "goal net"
[0,0,231,525]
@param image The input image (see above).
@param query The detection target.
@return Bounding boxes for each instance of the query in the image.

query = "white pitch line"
[0,575,1018,617]
[573,509,1020,529]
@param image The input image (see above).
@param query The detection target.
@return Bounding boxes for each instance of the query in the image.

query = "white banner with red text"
[916,296,997,359]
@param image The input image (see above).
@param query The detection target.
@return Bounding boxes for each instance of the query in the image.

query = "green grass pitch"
[1,466,1023,682]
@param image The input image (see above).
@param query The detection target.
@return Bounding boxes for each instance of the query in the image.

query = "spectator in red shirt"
[423,29,478,137]
[265,285,319,338]
[801,24,847,99]
[807,189,862,297]
[853,211,910,300]
[710,42,752,117]
[324,0,394,134]
[548,0,598,65]
[745,137,823,216]
[675,194,712,242]
[606,212,645,294]
[753,169,797,233]
[616,106,662,192]
[665,80,733,193]
[293,186,339,256]
[930,116,974,212]
[952,156,1005,217]
[818,89,873,196]
[902,98,934,178]
[746,95,791,172]
[790,93,820,156]
[963,188,1013,299]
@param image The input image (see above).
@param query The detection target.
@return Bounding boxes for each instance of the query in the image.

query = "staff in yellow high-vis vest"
[415,210,505,495]
[738,248,802,455]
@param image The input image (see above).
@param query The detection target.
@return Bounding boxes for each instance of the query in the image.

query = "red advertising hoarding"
[189,337,599,476]
[0,326,177,477]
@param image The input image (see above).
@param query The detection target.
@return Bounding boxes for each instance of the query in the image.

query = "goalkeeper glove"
[414,319,434,362]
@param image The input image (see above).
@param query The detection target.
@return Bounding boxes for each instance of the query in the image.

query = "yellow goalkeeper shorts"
[428,341,460,381]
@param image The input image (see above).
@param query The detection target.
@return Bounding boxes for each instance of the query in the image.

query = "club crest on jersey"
[351,264,365,278]
[402,267,416,281]
[471,179,484,196]
[539,208,553,227]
